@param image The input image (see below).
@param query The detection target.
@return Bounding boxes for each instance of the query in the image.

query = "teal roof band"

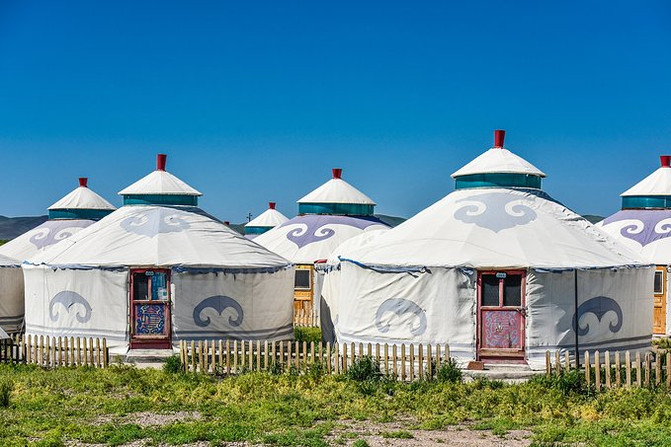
[123,194,199,206]
[48,209,114,220]
[455,173,542,190]
[245,226,272,235]
[298,203,374,216]
[622,196,671,210]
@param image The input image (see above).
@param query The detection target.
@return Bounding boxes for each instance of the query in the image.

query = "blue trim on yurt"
[123,194,199,206]
[48,209,113,220]
[454,173,542,190]
[298,203,374,216]
[244,226,272,235]
[622,196,671,209]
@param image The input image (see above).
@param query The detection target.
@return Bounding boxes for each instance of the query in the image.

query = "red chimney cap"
[494,130,506,148]
[332,168,342,179]
[661,156,671,168]
[269,202,276,210]
[224,221,230,225]
[156,154,167,171]
[79,177,88,187]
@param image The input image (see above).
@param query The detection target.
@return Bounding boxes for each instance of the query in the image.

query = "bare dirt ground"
[66,414,532,446]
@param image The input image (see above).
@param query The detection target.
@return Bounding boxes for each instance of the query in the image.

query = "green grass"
[1,363,671,446]
[294,327,322,344]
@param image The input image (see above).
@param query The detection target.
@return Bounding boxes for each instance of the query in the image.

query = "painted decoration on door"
[135,304,166,335]
[375,298,427,336]
[49,291,92,323]
[572,296,623,336]
[454,192,537,232]
[482,310,522,348]
[193,296,244,327]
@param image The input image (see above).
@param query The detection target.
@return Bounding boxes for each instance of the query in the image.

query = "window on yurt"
[131,270,169,301]
[480,272,524,307]
[481,275,499,307]
[503,275,522,307]
[654,271,664,295]
[295,269,311,290]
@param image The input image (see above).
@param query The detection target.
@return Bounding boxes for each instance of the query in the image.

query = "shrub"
[162,355,183,374]
[352,439,370,447]
[267,361,284,375]
[306,361,326,380]
[0,378,13,407]
[436,358,462,383]
[530,369,590,396]
[346,356,382,382]
[294,327,322,343]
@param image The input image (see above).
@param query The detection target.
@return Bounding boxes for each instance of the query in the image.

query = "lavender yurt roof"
[0,178,116,261]
[253,168,389,264]
[598,155,671,264]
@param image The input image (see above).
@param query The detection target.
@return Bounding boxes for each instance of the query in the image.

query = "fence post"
[264,340,269,371]
[257,340,261,372]
[645,352,651,387]
[594,350,601,392]
[655,352,661,386]
[418,343,423,381]
[545,351,551,377]
[326,342,331,373]
[635,352,642,387]
[436,344,442,370]
[564,351,570,371]
[383,344,389,375]
[585,351,591,388]
[225,340,231,374]
[342,342,347,373]
[393,345,399,378]
[604,351,611,389]
[295,341,300,370]
[401,344,406,381]
[625,351,631,388]
[427,344,433,379]
[614,351,621,388]
[667,352,671,388]
[555,351,561,376]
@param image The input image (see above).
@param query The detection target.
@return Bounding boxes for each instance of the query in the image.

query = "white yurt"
[597,155,671,336]
[0,254,22,333]
[254,168,390,321]
[24,154,294,351]
[0,178,115,333]
[323,131,653,369]
[244,202,289,239]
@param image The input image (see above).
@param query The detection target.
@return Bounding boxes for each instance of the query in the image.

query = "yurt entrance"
[653,267,667,335]
[476,271,526,362]
[294,265,314,316]
[129,269,172,349]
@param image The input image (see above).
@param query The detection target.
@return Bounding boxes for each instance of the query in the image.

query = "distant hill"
[582,214,605,224]
[375,214,406,228]
[0,215,48,241]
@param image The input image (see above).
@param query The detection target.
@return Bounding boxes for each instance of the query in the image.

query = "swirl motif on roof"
[49,291,92,323]
[375,298,427,336]
[572,296,623,336]
[602,210,671,247]
[193,296,244,328]
[120,210,190,238]
[29,221,91,249]
[454,192,537,232]
[284,215,384,249]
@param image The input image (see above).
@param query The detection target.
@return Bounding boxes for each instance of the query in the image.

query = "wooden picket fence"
[544,349,671,391]
[0,334,109,368]
[180,339,452,380]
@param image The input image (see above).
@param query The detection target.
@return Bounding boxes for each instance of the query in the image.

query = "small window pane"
[654,271,664,294]
[132,273,149,301]
[152,273,169,300]
[481,274,499,307]
[295,270,311,290]
[503,275,522,307]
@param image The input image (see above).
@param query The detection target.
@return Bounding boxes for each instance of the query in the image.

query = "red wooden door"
[477,271,525,361]
[130,269,172,349]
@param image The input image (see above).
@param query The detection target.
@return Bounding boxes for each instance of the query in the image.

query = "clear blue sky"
[1,1,670,222]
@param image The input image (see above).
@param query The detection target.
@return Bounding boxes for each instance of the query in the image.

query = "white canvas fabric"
[621,167,671,196]
[298,178,376,204]
[49,185,116,210]
[451,147,546,178]
[0,326,9,340]
[245,207,289,228]
[0,256,24,333]
[119,170,202,196]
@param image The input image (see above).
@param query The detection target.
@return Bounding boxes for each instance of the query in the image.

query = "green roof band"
[455,173,542,190]
[123,194,199,206]
[48,209,114,220]
[622,196,671,210]
[244,226,272,235]
[298,203,374,216]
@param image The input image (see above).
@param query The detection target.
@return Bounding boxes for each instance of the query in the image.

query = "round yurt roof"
[338,131,646,270]
[118,154,202,197]
[28,155,290,271]
[253,214,389,264]
[0,177,115,261]
[48,178,116,211]
[298,169,376,205]
[598,156,671,265]
[0,253,20,268]
[245,202,289,229]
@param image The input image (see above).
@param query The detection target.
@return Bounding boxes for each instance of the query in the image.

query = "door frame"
[476,270,526,362]
[653,266,667,335]
[129,268,172,349]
